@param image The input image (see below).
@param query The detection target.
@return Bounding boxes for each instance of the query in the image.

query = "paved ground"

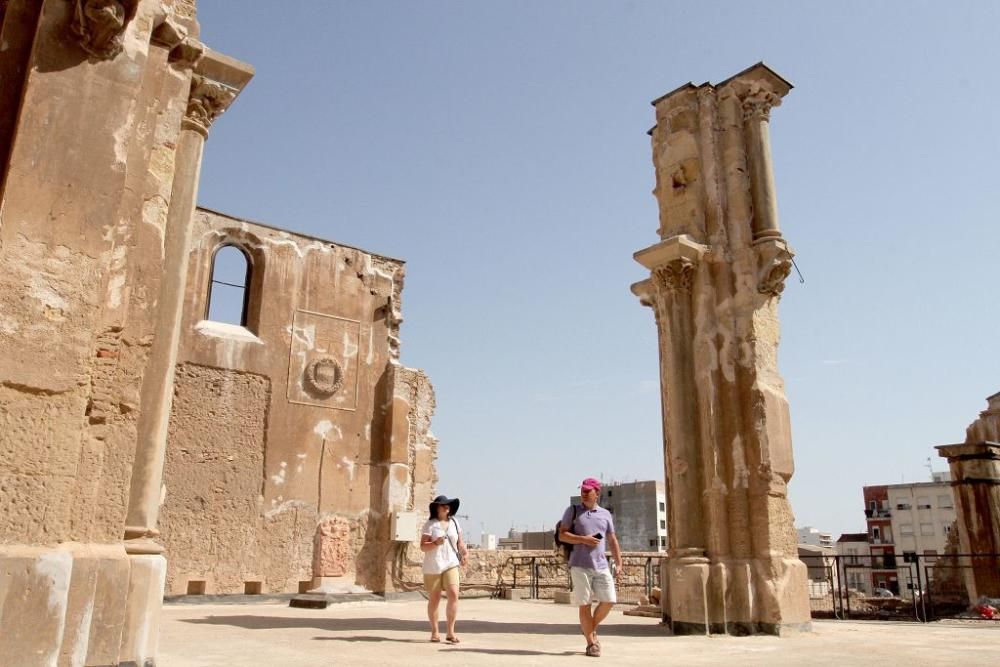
[159,598,1000,666]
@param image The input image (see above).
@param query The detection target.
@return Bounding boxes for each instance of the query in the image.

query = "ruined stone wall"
[159,363,317,594]
[391,548,665,599]
[0,0,189,549]
[966,392,1000,443]
[161,209,434,594]
[0,1,257,663]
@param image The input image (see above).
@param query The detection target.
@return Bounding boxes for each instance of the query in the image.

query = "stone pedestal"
[632,63,810,636]
[937,439,1000,602]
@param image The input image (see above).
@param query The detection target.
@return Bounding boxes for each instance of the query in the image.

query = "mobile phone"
[593,532,603,540]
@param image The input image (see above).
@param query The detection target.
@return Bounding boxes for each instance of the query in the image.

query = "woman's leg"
[427,589,442,639]
[445,583,459,640]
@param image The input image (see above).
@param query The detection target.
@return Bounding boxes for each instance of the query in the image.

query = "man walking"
[559,477,622,658]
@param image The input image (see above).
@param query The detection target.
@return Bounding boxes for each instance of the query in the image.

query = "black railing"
[800,552,1000,622]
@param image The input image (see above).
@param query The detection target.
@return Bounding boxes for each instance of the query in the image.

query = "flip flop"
[430,635,441,643]
[585,643,601,657]
[445,635,461,644]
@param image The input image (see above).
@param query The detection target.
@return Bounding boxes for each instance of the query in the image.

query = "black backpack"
[553,505,580,560]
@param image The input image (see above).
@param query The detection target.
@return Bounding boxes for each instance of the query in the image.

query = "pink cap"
[580,477,602,492]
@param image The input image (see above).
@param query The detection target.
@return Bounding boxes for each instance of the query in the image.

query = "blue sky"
[195,1,1000,542]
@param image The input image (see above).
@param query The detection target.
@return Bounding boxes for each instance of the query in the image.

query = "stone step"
[289,593,384,609]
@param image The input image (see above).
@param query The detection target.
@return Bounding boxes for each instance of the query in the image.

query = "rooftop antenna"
[925,457,935,480]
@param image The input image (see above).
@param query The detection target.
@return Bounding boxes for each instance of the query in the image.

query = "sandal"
[445,635,461,644]
[585,643,601,657]
[430,635,441,643]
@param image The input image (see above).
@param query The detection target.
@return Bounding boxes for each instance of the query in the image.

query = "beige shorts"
[424,566,460,594]
[570,566,616,606]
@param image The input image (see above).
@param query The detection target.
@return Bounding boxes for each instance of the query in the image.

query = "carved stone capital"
[68,0,139,60]
[183,74,237,137]
[654,258,695,294]
[151,15,187,49]
[755,238,794,297]
[169,37,203,69]
[741,87,781,123]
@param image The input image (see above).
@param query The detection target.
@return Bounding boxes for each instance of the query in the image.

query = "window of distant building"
[916,496,931,510]
[920,523,934,536]
[937,495,953,509]
[900,524,914,536]
[207,244,253,327]
[659,502,665,512]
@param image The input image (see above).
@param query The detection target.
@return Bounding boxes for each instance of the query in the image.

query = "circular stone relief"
[303,356,344,396]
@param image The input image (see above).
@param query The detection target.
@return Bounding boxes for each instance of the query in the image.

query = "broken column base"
[661,552,811,636]
[0,543,163,666]
[289,575,381,608]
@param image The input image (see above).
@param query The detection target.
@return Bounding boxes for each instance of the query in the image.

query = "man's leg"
[578,604,596,645]
[591,601,614,636]
[590,569,617,649]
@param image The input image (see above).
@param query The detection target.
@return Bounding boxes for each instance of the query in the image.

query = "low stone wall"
[389,547,666,599]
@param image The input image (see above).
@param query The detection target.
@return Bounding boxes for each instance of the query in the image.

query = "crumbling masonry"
[632,63,811,635]
[0,2,436,664]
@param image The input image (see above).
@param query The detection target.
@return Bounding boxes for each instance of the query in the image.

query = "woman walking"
[420,494,468,643]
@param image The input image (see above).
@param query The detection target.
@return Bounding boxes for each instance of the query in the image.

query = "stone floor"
[159,598,1000,666]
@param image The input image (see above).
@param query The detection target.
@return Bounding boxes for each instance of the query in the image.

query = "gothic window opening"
[207,244,252,327]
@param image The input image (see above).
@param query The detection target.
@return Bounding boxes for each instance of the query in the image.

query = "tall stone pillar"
[632,63,810,635]
[120,49,252,665]
[937,392,1000,603]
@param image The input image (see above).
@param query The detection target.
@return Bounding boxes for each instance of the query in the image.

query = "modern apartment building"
[835,533,873,595]
[863,474,957,595]
[571,480,668,552]
[797,526,834,548]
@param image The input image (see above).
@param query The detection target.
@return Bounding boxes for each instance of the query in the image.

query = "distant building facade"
[863,475,957,596]
[797,526,833,549]
[571,480,667,552]
[863,485,897,593]
[835,533,872,595]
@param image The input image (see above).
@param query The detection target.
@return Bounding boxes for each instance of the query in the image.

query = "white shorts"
[570,566,616,606]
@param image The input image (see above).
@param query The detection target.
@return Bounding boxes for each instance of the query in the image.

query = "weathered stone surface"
[937,394,1000,603]
[314,516,353,578]
[2,2,435,663]
[633,63,810,635]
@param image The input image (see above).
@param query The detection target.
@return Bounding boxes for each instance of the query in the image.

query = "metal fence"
[800,552,1000,622]
[490,554,666,605]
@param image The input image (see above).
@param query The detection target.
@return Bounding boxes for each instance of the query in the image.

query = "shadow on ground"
[312,636,580,656]
[183,616,666,638]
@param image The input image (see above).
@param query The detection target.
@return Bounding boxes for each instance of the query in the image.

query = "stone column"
[120,50,250,664]
[124,65,236,551]
[741,89,783,243]
[633,63,810,636]
[937,393,1000,603]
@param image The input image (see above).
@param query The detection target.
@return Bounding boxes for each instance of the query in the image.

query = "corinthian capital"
[183,75,237,137]
[741,86,781,122]
[654,258,695,294]
[68,0,139,60]
[755,238,794,297]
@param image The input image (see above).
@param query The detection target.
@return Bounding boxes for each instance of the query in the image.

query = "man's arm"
[560,523,600,546]
[608,533,623,578]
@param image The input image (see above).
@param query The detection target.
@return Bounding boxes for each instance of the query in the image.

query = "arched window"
[207,244,252,326]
